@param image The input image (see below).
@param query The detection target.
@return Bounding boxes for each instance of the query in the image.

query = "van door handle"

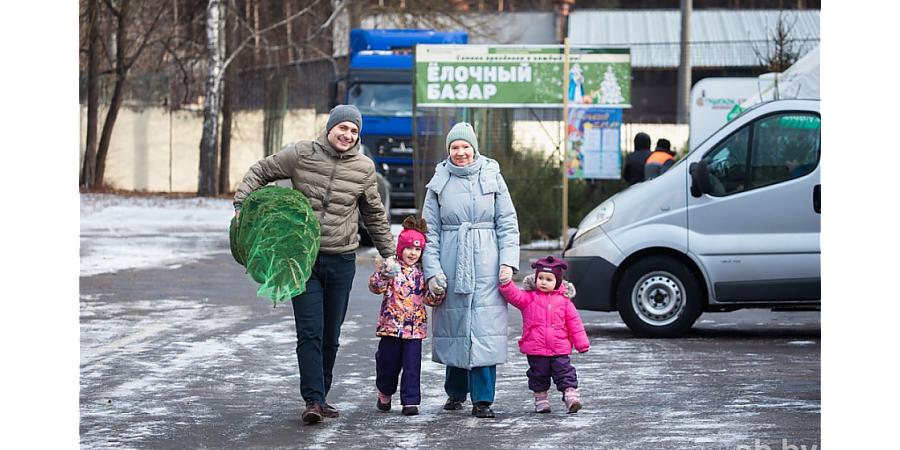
[813,185,821,214]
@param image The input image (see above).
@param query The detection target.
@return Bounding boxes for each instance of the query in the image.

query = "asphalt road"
[80,248,820,450]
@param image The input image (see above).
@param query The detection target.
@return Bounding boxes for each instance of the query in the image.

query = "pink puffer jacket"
[499,281,590,356]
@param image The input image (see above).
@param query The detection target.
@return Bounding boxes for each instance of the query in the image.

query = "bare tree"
[85,0,170,188]
[753,11,802,72]
[81,0,101,188]
[751,11,803,101]
[218,5,237,195]
[196,0,351,196]
[198,0,223,197]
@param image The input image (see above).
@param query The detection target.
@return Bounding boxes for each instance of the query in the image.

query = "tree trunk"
[198,0,223,197]
[218,7,234,195]
[81,0,100,188]
[95,76,125,187]
[94,0,130,187]
[219,81,233,194]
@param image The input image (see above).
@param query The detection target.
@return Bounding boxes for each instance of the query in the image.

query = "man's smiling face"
[327,121,360,152]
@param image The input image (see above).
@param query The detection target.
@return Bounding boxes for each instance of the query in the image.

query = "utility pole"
[552,0,575,45]
[561,38,570,249]
[676,0,692,124]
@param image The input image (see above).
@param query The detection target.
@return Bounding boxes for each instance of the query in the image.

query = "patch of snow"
[787,340,818,346]
[80,193,233,277]
[520,239,561,250]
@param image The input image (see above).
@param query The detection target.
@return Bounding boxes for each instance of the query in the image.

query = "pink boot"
[533,391,551,413]
[564,388,582,413]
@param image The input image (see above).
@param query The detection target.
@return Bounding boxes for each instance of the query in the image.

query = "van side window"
[702,127,750,196]
[750,114,821,189]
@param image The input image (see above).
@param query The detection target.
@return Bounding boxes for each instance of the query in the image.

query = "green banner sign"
[415,44,631,108]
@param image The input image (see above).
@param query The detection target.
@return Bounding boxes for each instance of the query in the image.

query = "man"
[233,105,395,423]
[644,138,676,181]
[622,132,653,185]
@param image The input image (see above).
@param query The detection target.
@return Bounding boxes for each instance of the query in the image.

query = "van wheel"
[616,256,703,338]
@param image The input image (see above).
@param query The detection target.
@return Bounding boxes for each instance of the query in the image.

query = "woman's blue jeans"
[291,252,356,407]
[444,365,497,404]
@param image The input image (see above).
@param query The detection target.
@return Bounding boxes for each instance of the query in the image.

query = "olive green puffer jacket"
[233,130,394,258]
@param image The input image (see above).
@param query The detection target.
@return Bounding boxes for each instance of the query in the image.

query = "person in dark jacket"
[622,132,653,185]
[644,138,676,180]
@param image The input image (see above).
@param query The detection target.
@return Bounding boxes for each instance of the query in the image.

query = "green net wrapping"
[229,186,320,306]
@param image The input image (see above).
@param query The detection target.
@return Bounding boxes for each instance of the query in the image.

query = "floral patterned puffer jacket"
[369,262,445,339]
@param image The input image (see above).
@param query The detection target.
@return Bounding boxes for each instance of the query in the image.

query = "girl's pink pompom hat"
[396,215,428,257]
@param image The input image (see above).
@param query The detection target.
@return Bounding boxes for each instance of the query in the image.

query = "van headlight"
[573,200,615,241]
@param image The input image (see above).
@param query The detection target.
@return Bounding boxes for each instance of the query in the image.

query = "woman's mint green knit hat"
[445,122,479,155]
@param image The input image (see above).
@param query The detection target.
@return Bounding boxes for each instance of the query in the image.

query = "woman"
[421,122,520,418]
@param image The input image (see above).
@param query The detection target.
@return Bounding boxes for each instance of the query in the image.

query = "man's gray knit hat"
[326,105,362,133]
[445,122,479,154]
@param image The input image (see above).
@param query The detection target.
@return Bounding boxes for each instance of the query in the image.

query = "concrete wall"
[79,105,689,193]
[79,105,328,193]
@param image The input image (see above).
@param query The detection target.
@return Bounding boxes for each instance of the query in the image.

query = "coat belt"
[442,222,496,294]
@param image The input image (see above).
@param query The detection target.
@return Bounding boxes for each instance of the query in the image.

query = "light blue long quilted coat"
[421,154,520,369]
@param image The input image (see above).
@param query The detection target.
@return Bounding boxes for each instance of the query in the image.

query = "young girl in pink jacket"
[499,255,590,413]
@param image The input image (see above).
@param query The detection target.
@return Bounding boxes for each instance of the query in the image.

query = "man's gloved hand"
[499,265,514,285]
[428,274,448,295]
[382,256,400,279]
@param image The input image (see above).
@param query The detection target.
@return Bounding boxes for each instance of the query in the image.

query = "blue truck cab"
[345,28,467,208]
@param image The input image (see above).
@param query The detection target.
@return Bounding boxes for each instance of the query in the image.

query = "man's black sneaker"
[443,397,465,410]
[401,406,419,416]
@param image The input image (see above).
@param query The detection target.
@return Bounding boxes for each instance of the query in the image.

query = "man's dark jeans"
[291,252,356,406]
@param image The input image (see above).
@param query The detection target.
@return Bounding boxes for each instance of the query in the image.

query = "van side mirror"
[690,161,711,198]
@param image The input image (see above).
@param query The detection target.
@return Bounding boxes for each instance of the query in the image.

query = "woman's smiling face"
[448,140,475,167]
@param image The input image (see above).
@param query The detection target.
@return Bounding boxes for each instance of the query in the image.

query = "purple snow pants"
[375,336,422,406]
[526,354,578,397]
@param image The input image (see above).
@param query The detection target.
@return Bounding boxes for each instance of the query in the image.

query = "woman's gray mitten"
[429,275,447,295]
[499,265,513,284]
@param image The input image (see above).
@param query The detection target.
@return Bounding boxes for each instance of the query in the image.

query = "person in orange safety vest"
[644,138,676,181]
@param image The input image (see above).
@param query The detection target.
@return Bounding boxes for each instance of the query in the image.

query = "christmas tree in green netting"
[229,186,320,306]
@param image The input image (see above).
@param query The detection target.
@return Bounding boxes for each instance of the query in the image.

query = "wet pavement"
[80,245,820,450]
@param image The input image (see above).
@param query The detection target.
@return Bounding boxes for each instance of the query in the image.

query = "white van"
[563,99,821,337]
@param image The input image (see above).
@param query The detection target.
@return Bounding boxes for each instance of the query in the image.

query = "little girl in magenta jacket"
[499,255,590,413]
